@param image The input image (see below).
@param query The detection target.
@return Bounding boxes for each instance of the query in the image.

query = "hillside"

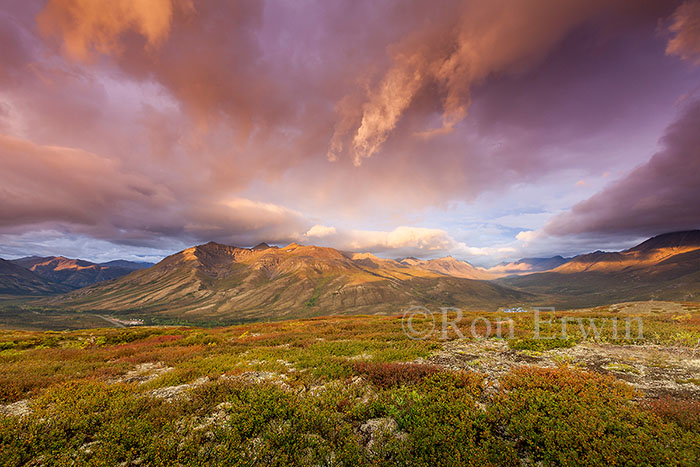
[501,230,700,306]
[50,242,530,321]
[0,259,71,296]
[10,256,153,289]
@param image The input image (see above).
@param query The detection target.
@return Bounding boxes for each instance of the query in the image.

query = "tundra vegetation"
[1,302,699,466]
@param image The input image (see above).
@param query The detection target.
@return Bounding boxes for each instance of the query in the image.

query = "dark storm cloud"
[544,99,700,238]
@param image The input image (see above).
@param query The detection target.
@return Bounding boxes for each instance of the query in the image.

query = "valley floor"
[1,302,699,466]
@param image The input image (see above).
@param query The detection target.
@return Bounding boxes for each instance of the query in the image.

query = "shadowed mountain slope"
[0,258,71,296]
[10,256,154,289]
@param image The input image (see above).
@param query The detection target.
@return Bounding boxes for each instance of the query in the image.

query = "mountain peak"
[352,252,380,260]
[192,241,251,258]
[0,258,73,295]
[200,241,230,248]
[434,255,461,263]
[252,242,272,251]
[50,240,529,316]
[193,241,247,254]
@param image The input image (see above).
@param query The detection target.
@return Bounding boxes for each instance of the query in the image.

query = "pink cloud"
[0,0,697,262]
[667,0,700,64]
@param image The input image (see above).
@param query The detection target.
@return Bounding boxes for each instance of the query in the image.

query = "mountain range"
[48,242,527,320]
[1,256,153,295]
[499,230,700,306]
[2,230,699,320]
[0,258,72,296]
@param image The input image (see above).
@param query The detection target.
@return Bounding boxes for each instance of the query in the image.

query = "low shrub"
[490,366,700,466]
[364,371,517,466]
[352,362,440,389]
[508,337,577,351]
[643,396,700,432]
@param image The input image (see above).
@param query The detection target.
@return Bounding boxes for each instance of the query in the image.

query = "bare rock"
[0,399,31,418]
[358,417,407,451]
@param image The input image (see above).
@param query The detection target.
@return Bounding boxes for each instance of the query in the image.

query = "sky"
[1,0,699,266]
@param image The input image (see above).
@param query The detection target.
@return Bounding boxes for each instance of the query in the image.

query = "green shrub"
[490,366,700,466]
[365,371,518,466]
[508,337,577,351]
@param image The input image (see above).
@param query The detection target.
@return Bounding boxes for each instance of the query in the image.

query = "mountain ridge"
[48,241,530,320]
[0,258,71,296]
[486,256,569,276]
[499,230,700,306]
[4,230,700,316]
[9,256,154,289]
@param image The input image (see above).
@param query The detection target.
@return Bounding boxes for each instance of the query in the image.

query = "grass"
[1,307,699,465]
[352,362,441,389]
[2,364,698,466]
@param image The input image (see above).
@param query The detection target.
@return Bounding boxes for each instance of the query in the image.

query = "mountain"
[486,256,568,276]
[550,231,700,275]
[0,258,71,296]
[398,256,495,280]
[627,230,700,252]
[99,260,156,270]
[14,230,700,315]
[10,256,154,289]
[49,242,531,321]
[500,230,700,306]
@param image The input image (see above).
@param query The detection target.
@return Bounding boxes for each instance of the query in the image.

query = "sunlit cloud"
[666,0,700,64]
[304,225,337,238]
[37,0,176,60]
[0,1,698,263]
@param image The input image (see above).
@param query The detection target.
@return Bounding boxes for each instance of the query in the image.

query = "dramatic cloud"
[543,99,700,239]
[37,0,176,60]
[667,0,700,64]
[0,1,699,263]
[348,226,457,254]
[0,133,307,248]
[0,133,173,231]
[328,0,675,165]
[300,226,462,258]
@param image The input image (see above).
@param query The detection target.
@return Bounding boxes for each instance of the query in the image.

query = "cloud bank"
[543,99,700,239]
[0,0,698,262]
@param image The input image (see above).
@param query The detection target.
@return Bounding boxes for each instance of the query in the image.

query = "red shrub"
[352,361,441,389]
[643,396,700,432]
